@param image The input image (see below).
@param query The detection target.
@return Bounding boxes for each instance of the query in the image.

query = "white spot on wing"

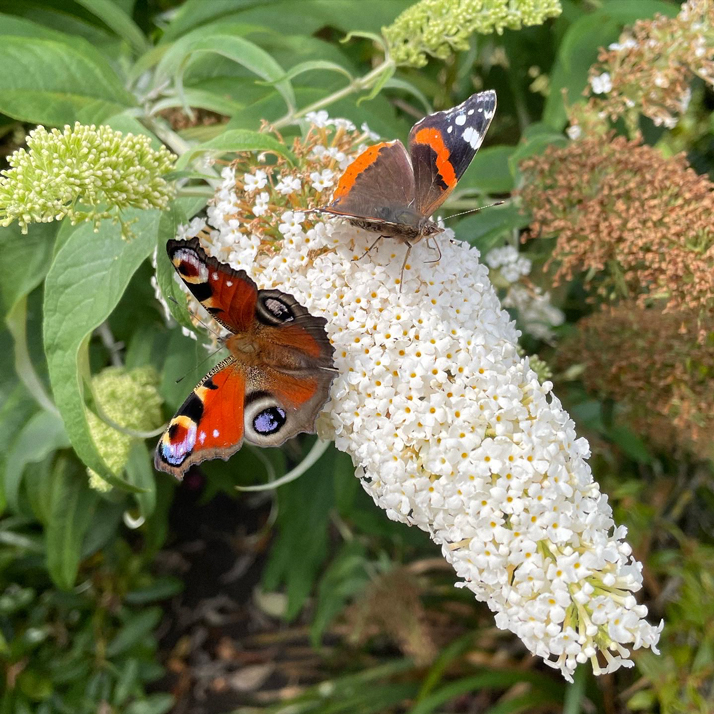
[468,109,474,115]
[199,431,206,444]
[212,272,219,281]
[226,280,233,287]
[447,126,453,133]
[455,114,466,126]
[213,429,220,438]
[462,126,485,150]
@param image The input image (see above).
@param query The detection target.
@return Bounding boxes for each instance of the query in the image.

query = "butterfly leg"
[423,236,442,264]
[353,234,385,262]
[399,241,413,292]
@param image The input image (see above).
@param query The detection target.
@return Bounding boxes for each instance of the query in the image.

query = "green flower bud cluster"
[87,366,163,492]
[384,0,562,68]
[0,123,176,234]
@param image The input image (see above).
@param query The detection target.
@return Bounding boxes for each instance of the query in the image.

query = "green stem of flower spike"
[272,57,396,130]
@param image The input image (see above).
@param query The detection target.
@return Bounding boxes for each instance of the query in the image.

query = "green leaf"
[124,694,174,714]
[175,128,295,170]
[160,0,278,41]
[73,0,149,54]
[6,299,58,416]
[46,455,98,589]
[0,13,74,43]
[125,441,157,518]
[262,441,336,619]
[105,607,162,657]
[384,77,432,114]
[457,146,516,195]
[0,37,136,126]
[453,203,529,254]
[268,59,353,84]
[4,410,69,514]
[156,25,295,114]
[0,224,57,322]
[508,133,569,179]
[357,63,395,106]
[43,211,160,490]
[0,224,58,414]
[311,540,369,646]
[125,577,184,605]
[149,88,246,118]
[411,673,561,714]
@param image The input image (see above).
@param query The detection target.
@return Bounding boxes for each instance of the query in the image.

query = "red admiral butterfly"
[318,90,497,281]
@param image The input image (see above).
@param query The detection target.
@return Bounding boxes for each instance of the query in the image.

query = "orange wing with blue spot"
[408,90,496,218]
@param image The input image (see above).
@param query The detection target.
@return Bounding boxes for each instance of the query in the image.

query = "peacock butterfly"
[155,238,336,479]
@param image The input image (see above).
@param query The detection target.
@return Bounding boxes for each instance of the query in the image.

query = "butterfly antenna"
[167,295,224,341]
[442,200,505,223]
[175,345,225,384]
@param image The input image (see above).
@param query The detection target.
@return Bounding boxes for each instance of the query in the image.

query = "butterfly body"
[155,238,335,479]
[317,90,496,265]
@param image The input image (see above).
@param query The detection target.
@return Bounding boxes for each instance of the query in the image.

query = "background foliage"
[0,0,712,712]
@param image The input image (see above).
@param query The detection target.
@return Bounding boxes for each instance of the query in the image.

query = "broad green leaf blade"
[179,35,295,114]
[160,0,278,42]
[453,203,530,254]
[0,37,136,126]
[0,223,57,321]
[73,0,149,54]
[4,410,69,514]
[46,455,98,589]
[7,298,58,416]
[156,24,294,112]
[0,224,58,415]
[43,211,160,490]
[456,146,517,195]
[0,13,74,42]
[150,88,246,118]
[175,129,295,170]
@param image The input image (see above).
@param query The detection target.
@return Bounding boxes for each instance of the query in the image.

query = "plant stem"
[272,58,396,130]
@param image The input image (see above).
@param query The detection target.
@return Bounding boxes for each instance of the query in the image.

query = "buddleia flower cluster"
[383,0,562,68]
[582,0,714,131]
[559,305,714,463]
[87,366,164,491]
[519,134,714,317]
[0,123,176,233]
[163,114,662,681]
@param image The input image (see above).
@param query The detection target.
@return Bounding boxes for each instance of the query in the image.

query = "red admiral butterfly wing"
[321,140,416,229]
[408,90,497,218]
[155,238,335,479]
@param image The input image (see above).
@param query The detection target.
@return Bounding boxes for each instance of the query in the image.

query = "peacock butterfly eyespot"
[253,406,287,435]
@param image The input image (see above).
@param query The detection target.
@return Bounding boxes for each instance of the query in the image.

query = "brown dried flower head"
[519,134,714,314]
[582,0,714,131]
[558,304,714,461]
